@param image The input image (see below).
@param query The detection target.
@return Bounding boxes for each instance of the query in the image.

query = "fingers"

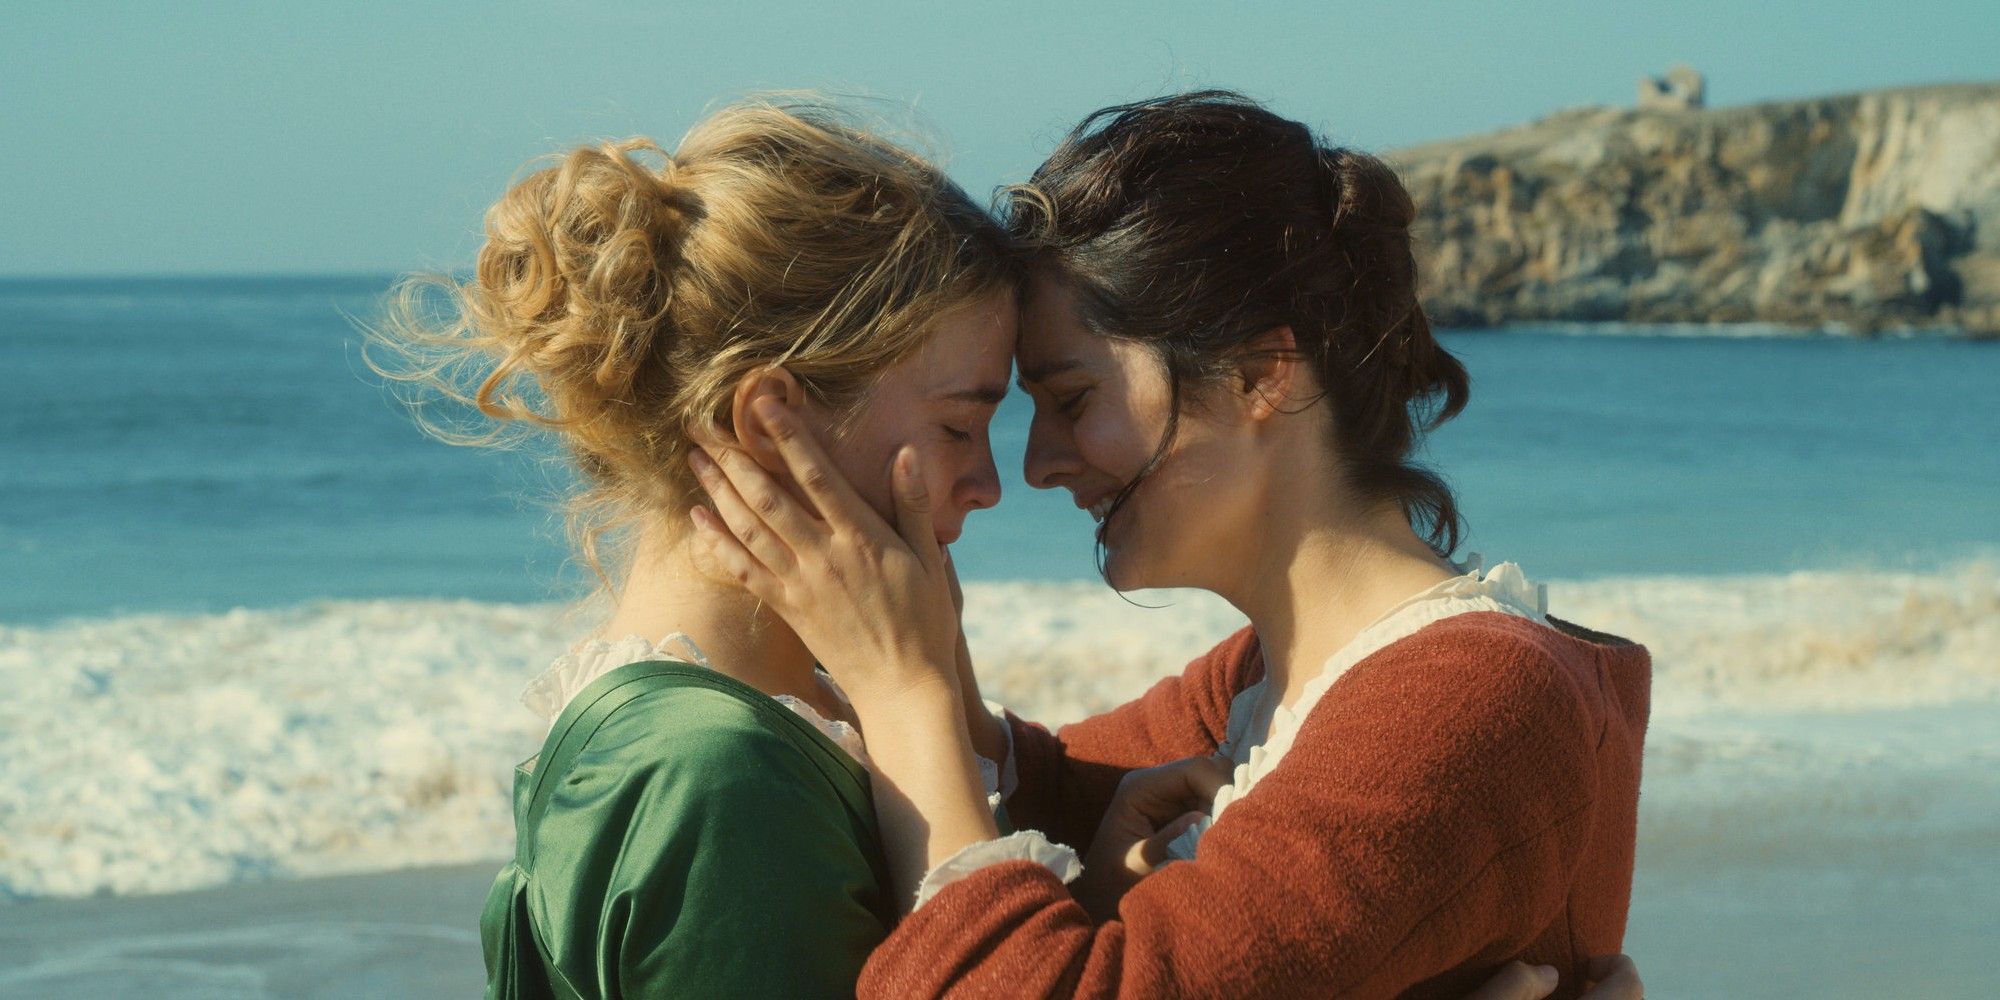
[688,448,802,576]
[1581,954,1643,1000]
[706,442,832,549]
[1462,961,1559,1000]
[1180,753,1233,802]
[1133,755,1234,825]
[751,397,874,527]
[891,447,941,570]
[1134,809,1205,870]
[942,547,965,613]
[688,505,782,603]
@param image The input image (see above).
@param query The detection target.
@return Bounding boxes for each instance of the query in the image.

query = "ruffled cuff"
[911,830,1081,910]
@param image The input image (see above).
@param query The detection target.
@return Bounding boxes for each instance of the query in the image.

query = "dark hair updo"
[1007,90,1470,556]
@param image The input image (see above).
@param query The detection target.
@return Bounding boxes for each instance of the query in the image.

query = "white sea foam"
[1,564,1994,900]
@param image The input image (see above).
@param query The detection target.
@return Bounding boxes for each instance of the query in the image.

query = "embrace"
[376,91,1650,999]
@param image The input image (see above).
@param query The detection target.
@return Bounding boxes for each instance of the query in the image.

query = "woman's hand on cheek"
[690,400,1001,902]
[687,398,962,708]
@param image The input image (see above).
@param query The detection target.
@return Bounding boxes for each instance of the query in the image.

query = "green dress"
[480,659,898,999]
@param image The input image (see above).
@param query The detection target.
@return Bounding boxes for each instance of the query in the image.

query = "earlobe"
[729,367,806,468]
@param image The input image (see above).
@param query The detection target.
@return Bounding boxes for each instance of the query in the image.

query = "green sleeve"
[525,685,889,1000]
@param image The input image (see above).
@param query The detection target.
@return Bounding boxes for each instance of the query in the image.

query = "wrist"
[850,678,963,749]
[846,661,960,718]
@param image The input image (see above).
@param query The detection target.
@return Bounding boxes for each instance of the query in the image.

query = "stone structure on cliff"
[1638,65,1706,112]
[1391,82,2000,336]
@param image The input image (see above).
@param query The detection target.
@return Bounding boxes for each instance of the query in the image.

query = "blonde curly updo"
[371,98,1018,583]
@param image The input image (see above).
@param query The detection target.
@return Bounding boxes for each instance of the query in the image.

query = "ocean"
[1,276,1996,909]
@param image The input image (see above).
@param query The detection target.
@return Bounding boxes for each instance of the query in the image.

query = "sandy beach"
[4,839,1993,998]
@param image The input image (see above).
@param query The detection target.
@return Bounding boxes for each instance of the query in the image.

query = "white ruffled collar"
[519,632,869,766]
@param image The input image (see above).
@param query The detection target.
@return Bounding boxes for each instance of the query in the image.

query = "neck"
[1215,481,1459,709]
[595,522,822,703]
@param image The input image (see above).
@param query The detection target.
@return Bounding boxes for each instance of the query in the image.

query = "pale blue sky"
[5,1,1994,276]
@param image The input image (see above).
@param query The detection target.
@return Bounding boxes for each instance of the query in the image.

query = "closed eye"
[1057,388,1090,419]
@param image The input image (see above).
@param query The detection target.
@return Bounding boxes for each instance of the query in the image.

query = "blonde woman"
[380,97,1635,999]
[376,99,1022,997]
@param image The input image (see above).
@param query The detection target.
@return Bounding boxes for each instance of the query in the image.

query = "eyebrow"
[1015,359,1082,390]
[938,384,1010,406]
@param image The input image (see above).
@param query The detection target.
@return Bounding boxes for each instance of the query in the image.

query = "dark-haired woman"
[691,91,1649,999]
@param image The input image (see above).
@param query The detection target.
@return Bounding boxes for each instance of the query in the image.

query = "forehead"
[1016,276,1100,381]
[894,288,1018,395]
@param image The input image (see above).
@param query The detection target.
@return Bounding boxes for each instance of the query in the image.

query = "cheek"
[829,438,896,523]
[930,442,984,506]
[1074,409,1158,481]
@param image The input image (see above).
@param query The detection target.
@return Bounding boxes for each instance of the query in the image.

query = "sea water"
[0,276,1995,899]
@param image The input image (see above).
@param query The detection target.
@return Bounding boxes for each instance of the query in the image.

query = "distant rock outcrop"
[1638,65,1706,112]
[1391,82,2000,336]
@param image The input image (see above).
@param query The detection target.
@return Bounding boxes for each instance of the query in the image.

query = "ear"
[1236,326,1308,422]
[728,366,808,471]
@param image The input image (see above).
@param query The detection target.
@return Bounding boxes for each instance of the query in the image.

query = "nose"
[956,446,1002,512]
[1023,411,1081,490]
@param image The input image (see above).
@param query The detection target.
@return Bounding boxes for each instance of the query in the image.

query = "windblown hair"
[369,98,1018,585]
[1007,90,1470,557]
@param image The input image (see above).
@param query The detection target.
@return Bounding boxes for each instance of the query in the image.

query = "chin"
[1101,547,1155,592]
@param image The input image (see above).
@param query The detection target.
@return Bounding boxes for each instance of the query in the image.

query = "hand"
[942,549,1009,765]
[1458,954,1643,1000]
[690,400,997,903]
[1463,962,1558,1000]
[1071,754,1232,921]
[1580,954,1643,1000]
[688,398,961,708]
[944,546,966,616]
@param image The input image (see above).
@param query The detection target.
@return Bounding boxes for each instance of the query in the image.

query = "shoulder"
[1305,613,1626,777]
[1158,625,1265,744]
[1357,611,1624,707]
[612,681,835,776]
[524,678,869,875]
[1183,624,1265,698]
[546,677,856,821]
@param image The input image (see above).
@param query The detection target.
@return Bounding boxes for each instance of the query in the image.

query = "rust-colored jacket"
[861,612,1651,999]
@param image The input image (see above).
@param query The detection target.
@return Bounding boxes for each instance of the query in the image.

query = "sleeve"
[912,829,1082,909]
[1003,627,1261,853]
[527,690,888,999]
[859,628,1600,1000]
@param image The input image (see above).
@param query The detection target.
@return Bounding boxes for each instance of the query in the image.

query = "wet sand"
[3,851,1993,998]
[0,863,491,999]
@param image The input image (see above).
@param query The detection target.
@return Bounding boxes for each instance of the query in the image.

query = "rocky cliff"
[1391,82,2000,336]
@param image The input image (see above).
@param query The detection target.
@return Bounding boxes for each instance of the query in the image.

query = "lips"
[1074,490,1117,524]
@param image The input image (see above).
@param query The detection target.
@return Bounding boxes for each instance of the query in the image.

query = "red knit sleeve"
[861,617,1603,999]
[1003,627,1261,852]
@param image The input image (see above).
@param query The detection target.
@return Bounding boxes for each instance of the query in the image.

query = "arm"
[1003,627,1259,851]
[861,633,1600,999]
[944,550,1010,766]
